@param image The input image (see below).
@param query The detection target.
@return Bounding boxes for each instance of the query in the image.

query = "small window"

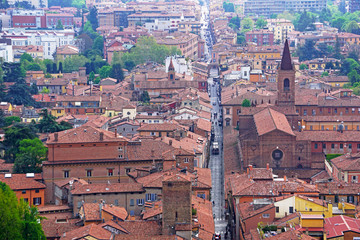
[119,154,123,158]
[22,190,26,194]
[126,168,131,173]
[310,126,313,130]
[340,144,343,149]
[276,206,279,213]
[108,169,113,176]
[262,214,270,218]
[64,171,69,178]
[35,189,39,193]
[289,206,294,213]
[114,199,119,206]
[130,210,135,216]
[349,144,352,149]
[331,144,335,149]
[323,144,326,149]
[309,208,313,212]
[184,158,189,163]
[130,199,134,206]
[314,143,318,149]
[137,199,144,206]
[33,197,41,206]
[86,170,92,177]
[118,146,123,151]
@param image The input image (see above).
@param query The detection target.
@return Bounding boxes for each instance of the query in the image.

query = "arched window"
[170,74,174,80]
[284,78,290,91]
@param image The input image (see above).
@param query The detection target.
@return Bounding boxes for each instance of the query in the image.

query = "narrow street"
[208,68,228,239]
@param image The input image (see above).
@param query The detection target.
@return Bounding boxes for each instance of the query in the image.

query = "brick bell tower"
[168,57,175,81]
[277,39,295,107]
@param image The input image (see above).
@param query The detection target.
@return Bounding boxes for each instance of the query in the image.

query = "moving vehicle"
[212,141,219,155]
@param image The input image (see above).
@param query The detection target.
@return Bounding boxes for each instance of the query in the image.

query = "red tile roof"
[253,108,295,136]
[60,223,112,240]
[266,229,316,240]
[331,154,360,171]
[325,215,360,238]
[296,130,360,142]
[47,125,127,144]
[0,174,45,190]
[237,202,275,220]
[71,182,144,195]
[137,122,188,132]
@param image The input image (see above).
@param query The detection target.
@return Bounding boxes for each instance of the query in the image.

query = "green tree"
[331,17,348,31]
[30,84,38,95]
[140,90,150,103]
[241,18,254,31]
[3,123,37,162]
[242,99,251,107]
[40,87,50,94]
[37,109,71,133]
[3,62,26,83]
[341,58,359,75]
[321,71,329,77]
[344,20,360,34]
[93,35,104,55]
[348,68,360,85]
[294,11,315,31]
[223,1,234,12]
[111,51,121,65]
[87,6,99,31]
[124,60,135,71]
[4,116,21,127]
[297,40,319,61]
[333,36,343,59]
[0,182,22,240]
[299,63,308,70]
[88,71,95,84]
[255,18,267,29]
[20,53,33,64]
[110,63,124,82]
[56,19,64,30]
[5,83,35,106]
[63,55,90,73]
[19,201,46,240]
[26,62,41,71]
[99,65,111,79]
[94,76,101,84]
[58,61,63,73]
[13,138,47,173]
[229,16,240,30]
[0,109,4,128]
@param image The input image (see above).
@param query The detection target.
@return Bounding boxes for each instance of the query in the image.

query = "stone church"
[238,40,323,170]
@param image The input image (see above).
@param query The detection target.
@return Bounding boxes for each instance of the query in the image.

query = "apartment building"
[12,9,46,28]
[128,12,196,32]
[245,29,274,46]
[0,29,75,60]
[154,32,200,60]
[244,0,326,17]
[8,0,48,8]
[267,19,294,43]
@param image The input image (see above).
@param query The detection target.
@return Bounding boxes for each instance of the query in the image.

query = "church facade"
[238,40,323,170]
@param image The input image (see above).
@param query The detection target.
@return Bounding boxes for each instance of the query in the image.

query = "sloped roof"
[325,215,360,238]
[280,39,293,71]
[253,108,295,136]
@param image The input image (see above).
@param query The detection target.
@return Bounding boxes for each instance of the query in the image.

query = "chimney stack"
[115,128,117,138]
[54,132,58,141]
[284,175,287,181]
[266,163,269,170]
[169,140,173,146]
[100,132,104,141]
[249,165,253,171]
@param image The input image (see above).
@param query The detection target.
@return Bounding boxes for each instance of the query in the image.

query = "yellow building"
[301,116,360,131]
[300,214,324,229]
[295,195,332,218]
[235,46,282,60]
[323,76,349,88]
[267,19,294,42]
[51,107,65,118]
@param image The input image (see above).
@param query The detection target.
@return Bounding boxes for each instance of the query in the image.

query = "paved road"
[208,70,228,239]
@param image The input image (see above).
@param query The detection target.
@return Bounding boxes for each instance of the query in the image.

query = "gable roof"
[60,223,112,240]
[0,174,46,190]
[253,108,295,136]
[325,215,360,238]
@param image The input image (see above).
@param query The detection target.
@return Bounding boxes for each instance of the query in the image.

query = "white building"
[165,56,189,75]
[0,29,74,60]
[0,44,13,62]
[8,0,48,8]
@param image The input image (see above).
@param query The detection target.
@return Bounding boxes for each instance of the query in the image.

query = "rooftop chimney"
[284,175,287,181]
[100,132,104,141]
[249,165,253,171]
[54,132,58,141]
[266,163,269,170]
[169,140,173,146]
[115,128,117,138]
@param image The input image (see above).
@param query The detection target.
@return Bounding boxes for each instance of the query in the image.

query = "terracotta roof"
[317,182,360,195]
[113,220,162,238]
[296,130,360,142]
[325,215,360,238]
[253,108,295,136]
[103,204,128,221]
[99,220,129,234]
[137,122,187,132]
[196,118,211,132]
[331,154,360,171]
[237,202,275,220]
[142,203,162,220]
[60,223,112,240]
[41,218,79,239]
[0,174,45,190]
[71,182,144,195]
[192,196,215,239]
[0,159,13,173]
[266,229,316,240]
[46,125,127,144]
